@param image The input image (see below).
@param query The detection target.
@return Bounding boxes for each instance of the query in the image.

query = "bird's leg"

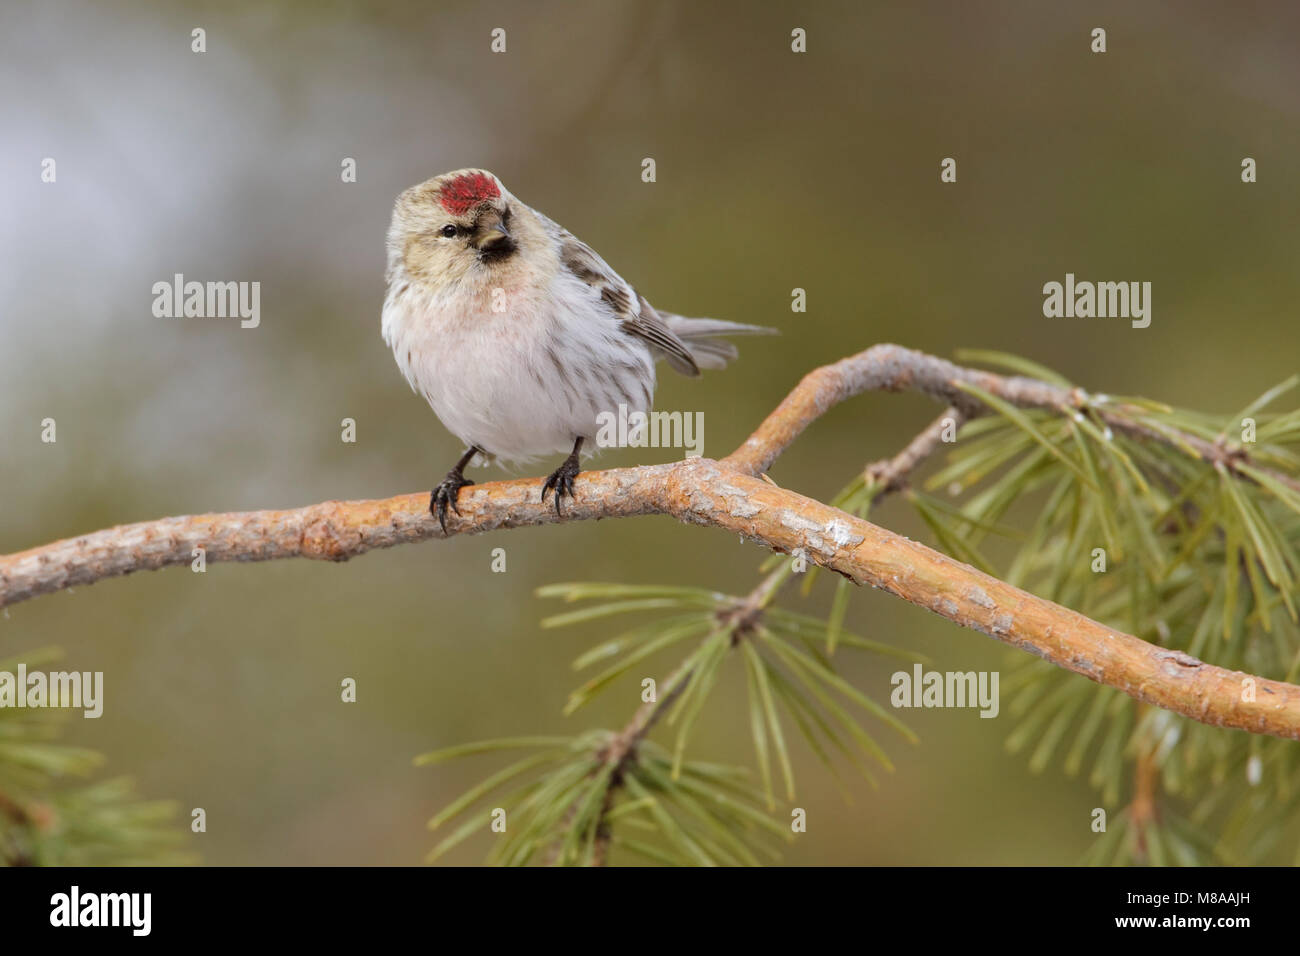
[431,445,481,534]
[541,437,584,516]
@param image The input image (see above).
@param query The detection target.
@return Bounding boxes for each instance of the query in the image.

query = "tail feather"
[660,314,778,371]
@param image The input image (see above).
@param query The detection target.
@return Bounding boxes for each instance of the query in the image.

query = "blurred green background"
[2,0,1297,864]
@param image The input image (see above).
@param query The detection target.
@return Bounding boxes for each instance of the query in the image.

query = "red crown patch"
[439,172,500,215]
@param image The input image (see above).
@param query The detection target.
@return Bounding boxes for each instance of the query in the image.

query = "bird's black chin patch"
[477,239,518,263]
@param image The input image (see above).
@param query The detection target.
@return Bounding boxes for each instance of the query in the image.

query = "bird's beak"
[472,210,512,250]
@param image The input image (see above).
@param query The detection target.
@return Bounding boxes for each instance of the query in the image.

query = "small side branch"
[865,406,969,494]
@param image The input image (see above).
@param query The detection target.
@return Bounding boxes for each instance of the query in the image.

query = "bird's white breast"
[383,269,656,465]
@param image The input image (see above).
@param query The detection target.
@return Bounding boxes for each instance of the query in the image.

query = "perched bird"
[382,168,773,531]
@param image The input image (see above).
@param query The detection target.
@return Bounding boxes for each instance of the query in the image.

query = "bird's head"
[388,169,527,288]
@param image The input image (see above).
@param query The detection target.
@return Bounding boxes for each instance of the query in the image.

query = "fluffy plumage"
[383,168,773,474]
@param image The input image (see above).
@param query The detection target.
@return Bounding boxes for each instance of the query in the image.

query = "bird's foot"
[430,471,475,534]
[541,453,581,516]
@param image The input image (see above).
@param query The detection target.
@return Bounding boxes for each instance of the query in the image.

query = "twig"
[864,406,969,494]
[725,345,1299,493]
[589,565,790,865]
[1129,713,1161,863]
[3,344,1299,741]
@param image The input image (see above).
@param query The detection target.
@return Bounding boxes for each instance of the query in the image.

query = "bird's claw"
[430,472,475,534]
[541,457,581,516]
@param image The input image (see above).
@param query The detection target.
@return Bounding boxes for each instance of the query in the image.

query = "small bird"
[382,168,773,531]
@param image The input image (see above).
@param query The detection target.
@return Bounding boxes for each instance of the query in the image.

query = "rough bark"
[3,344,1297,739]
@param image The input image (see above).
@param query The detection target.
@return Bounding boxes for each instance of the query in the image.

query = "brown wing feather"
[557,230,700,377]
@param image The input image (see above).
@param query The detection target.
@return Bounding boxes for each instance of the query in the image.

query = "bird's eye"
[439,224,458,238]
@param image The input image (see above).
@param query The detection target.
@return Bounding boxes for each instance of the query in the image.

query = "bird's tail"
[660,314,779,371]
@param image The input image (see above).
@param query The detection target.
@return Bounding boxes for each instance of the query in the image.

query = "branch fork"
[3,344,1298,739]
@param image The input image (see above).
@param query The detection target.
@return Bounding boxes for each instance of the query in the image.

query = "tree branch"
[864,406,968,494]
[725,345,1300,492]
[588,564,789,865]
[3,344,1299,740]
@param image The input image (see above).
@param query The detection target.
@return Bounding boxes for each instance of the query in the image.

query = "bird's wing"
[552,222,701,377]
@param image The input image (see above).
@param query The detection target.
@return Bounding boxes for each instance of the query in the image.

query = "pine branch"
[595,406,968,782]
[585,566,791,864]
[583,419,952,865]
[864,406,969,494]
[726,345,1300,495]
[4,345,1299,741]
